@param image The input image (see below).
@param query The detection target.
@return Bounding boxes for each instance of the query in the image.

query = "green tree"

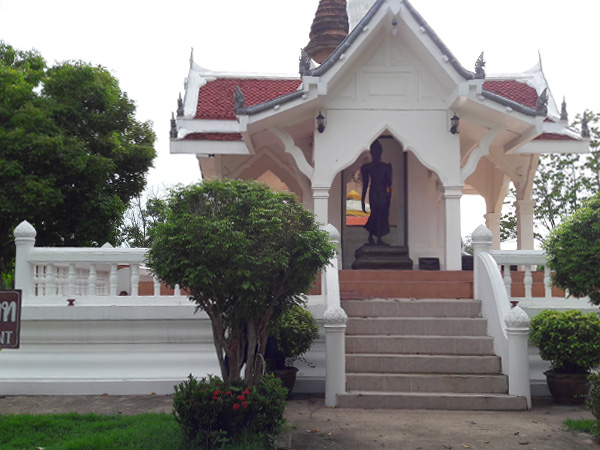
[500,111,599,242]
[119,187,168,248]
[0,42,156,287]
[146,180,336,386]
[543,192,600,305]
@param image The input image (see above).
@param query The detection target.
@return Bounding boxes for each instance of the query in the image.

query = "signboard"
[0,290,22,349]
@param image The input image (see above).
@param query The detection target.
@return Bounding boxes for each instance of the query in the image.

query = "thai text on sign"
[0,290,22,349]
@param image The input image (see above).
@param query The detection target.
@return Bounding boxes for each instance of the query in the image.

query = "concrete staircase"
[336,272,527,410]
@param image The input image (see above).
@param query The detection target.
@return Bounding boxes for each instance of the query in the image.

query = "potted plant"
[529,309,600,404]
[266,305,320,393]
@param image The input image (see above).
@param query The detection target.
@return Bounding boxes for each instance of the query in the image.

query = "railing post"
[322,224,347,407]
[472,225,493,301]
[505,305,532,409]
[14,221,37,300]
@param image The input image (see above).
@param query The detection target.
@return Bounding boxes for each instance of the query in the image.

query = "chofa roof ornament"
[170,112,177,139]
[581,112,590,138]
[560,97,568,122]
[536,88,548,116]
[474,52,486,79]
[299,48,311,76]
[177,93,184,117]
[233,85,245,113]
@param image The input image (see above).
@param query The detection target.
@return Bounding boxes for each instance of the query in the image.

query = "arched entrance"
[340,136,409,269]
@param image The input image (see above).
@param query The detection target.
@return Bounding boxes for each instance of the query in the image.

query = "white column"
[13,221,37,300]
[514,199,535,250]
[505,305,532,409]
[443,186,463,270]
[313,187,330,226]
[484,212,502,250]
[322,224,347,407]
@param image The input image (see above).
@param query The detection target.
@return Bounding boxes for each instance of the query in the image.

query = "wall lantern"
[450,113,460,134]
[316,111,326,133]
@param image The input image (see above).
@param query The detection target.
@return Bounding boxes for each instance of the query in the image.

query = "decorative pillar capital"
[513,199,535,215]
[442,185,464,200]
[324,305,348,326]
[505,305,530,332]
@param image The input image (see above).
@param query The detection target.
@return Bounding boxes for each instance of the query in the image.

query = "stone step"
[342,298,481,318]
[340,281,473,299]
[336,391,527,410]
[346,354,501,374]
[339,270,473,282]
[346,335,495,355]
[347,373,508,394]
[346,317,488,336]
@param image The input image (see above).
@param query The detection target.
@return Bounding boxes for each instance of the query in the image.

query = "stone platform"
[351,245,413,270]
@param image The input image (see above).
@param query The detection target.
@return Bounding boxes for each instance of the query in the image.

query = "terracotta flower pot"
[270,366,299,396]
[544,370,591,404]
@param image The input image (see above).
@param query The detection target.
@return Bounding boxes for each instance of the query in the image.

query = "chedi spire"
[304,0,349,64]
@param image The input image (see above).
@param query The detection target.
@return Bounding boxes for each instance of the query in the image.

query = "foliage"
[267,305,320,370]
[0,412,184,449]
[529,309,600,373]
[146,179,336,385]
[589,373,600,424]
[119,187,168,248]
[0,42,155,288]
[172,374,287,450]
[500,111,600,243]
[542,193,600,305]
[564,418,600,441]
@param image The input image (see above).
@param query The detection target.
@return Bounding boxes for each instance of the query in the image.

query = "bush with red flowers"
[173,373,287,449]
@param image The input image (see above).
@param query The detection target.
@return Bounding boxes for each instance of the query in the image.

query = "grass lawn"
[0,413,183,449]
[0,412,268,449]
[565,418,600,441]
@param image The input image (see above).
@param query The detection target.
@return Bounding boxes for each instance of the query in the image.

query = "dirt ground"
[0,394,597,450]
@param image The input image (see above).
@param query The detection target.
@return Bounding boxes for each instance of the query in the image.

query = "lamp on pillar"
[316,111,326,133]
[450,113,460,134]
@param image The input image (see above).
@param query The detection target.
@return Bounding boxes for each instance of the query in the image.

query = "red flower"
[212,396,219,401]
[237,395,245,401]
[233,403,240,410]
[225,391,232,396]
[213,391,220,396]
[242,401,248,408]
[243,389,251,395]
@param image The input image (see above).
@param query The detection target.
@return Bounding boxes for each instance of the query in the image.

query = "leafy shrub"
[543,193,600,305]
[268,305,320,370]
[173,373,287,449]
[589,373,600,423]
[529,309,600,373]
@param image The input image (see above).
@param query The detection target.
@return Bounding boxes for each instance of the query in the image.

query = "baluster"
[46,263,56,296]
[544,266,552,298]
[503,265,512,298]
[109,264,118,296]
[88,264,97,296]
[130,264,139,297]
[153,276,161,297]
[67,263,76,297]
[524,265,533,299]
[174,284,181,296]
[33,265,40,296]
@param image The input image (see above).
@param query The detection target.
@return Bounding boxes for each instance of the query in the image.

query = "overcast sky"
[1,0,598,236]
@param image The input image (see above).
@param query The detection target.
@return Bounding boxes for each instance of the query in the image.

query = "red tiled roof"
[483,80,538,109]
[184,132,243,141]
[196,78,302,120]
[535,133,575,141]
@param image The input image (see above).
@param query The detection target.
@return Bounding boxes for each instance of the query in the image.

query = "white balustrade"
[13,220,188,303]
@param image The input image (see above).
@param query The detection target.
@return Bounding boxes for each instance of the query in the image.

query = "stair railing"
[321,224,348,407]
[472,225,531,408]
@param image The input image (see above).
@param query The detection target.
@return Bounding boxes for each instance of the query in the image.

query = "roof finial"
[474,52,486,79]
[560,97,568,122]
[581,112,590,138]
[536,88,548,116]
[177,93,184,117]
[189,47,194,69]
[170,112,178,139]
[233,85,245,113]
[299,48,311,76]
